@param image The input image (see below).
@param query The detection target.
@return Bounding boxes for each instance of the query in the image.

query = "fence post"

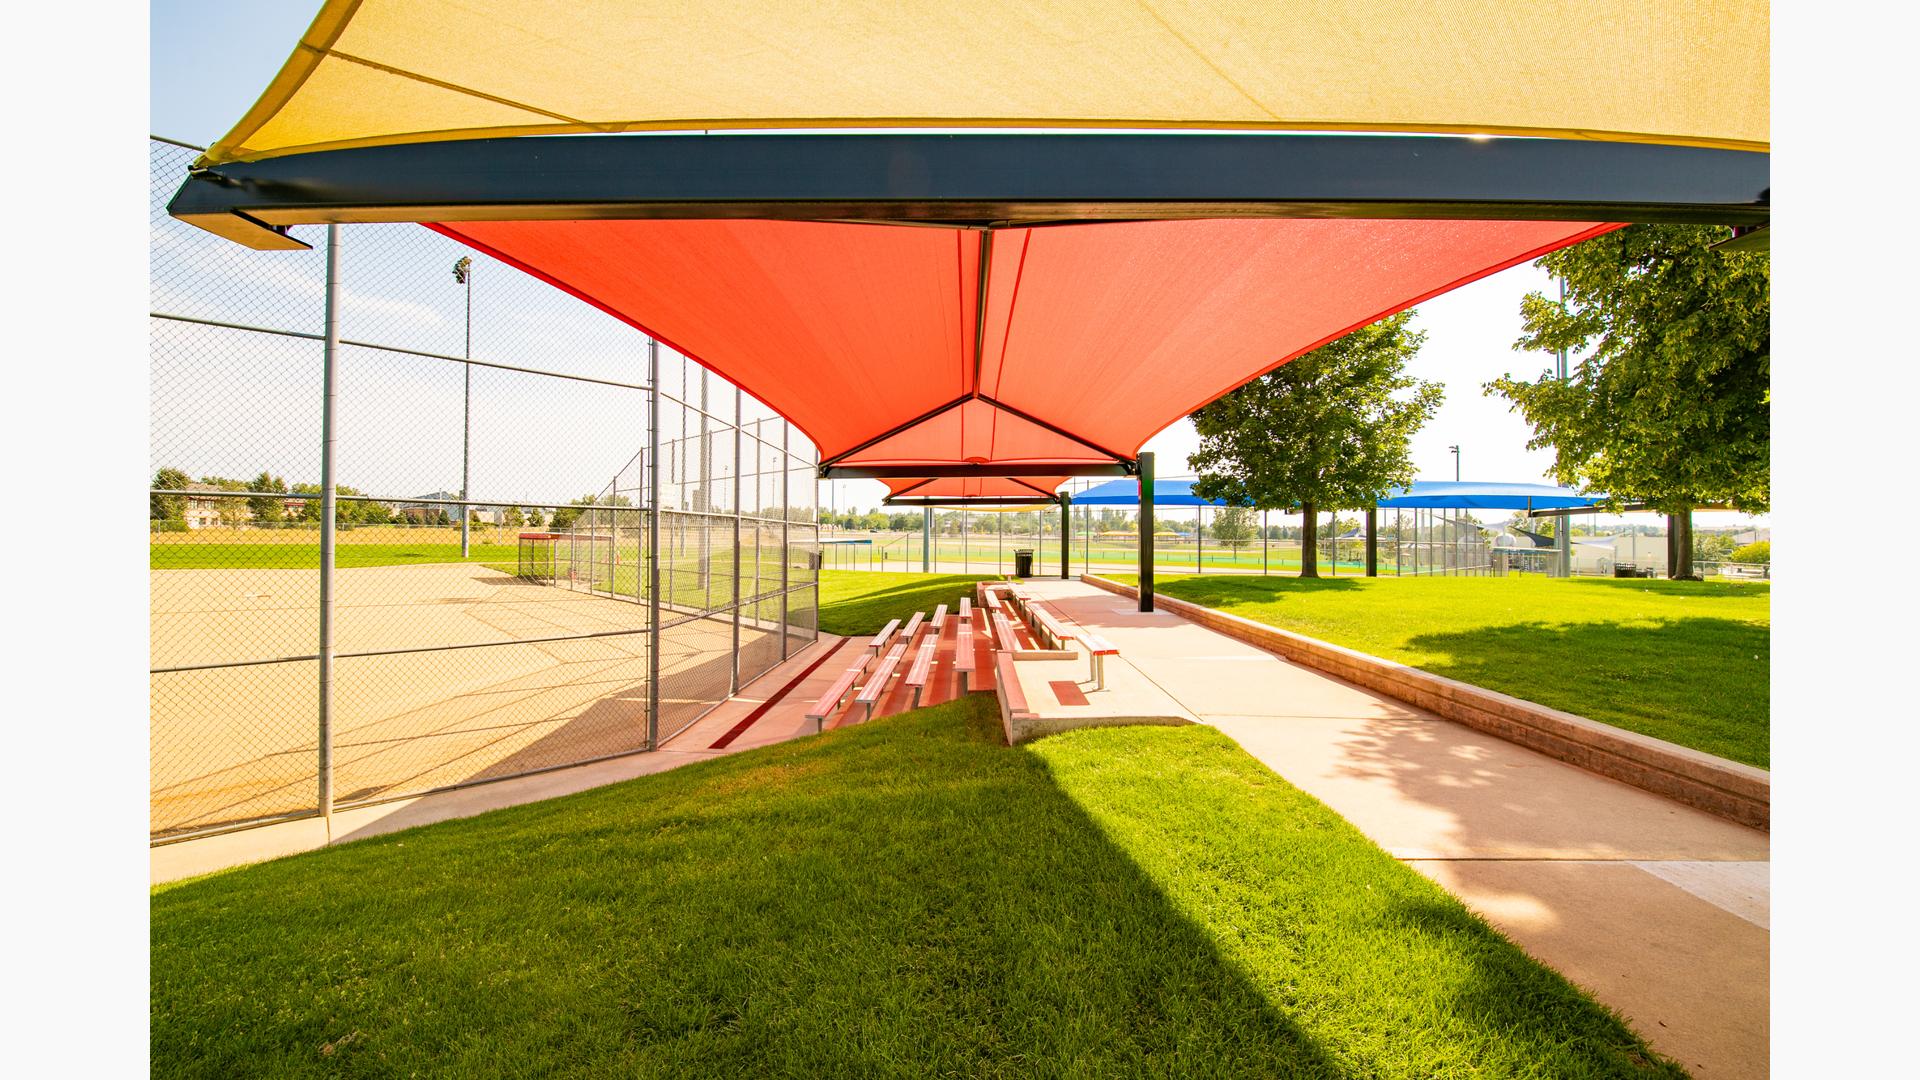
[1059,492,1071,579]
[318,224,340,836]
[646,339,662,750]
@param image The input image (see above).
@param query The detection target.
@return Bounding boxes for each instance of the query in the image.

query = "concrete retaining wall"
[1082,574,1768,830]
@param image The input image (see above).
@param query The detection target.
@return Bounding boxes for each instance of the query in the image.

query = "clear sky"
[150,0,1761,530]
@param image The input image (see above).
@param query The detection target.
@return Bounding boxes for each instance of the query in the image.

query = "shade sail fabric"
[1073,479,1227,508]
[884,476,1070,503]
[434,217,1618,475]
[1376,481,1603,510]
[202,0,1768,164]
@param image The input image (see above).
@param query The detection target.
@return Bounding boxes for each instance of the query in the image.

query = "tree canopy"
[1487,225,1769,515]
[1189,312,1442,576]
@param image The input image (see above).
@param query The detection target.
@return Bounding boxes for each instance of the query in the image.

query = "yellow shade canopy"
[202,0,1769,166]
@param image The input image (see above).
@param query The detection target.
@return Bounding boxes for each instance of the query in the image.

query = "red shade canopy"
[434,217,1617,490]
[883,475,1072,503]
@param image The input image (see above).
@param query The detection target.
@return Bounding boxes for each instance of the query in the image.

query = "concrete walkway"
[1010,578,1768,1080]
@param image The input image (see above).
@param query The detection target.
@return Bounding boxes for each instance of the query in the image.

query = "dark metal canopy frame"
[169,131,1767,610]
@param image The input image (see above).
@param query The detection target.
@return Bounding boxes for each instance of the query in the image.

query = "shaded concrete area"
[152,634,844,885]
[1008,577,1769,1080]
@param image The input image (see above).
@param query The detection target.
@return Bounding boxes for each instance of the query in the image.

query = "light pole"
[1449,444,1460,481]
[452,256,474,558]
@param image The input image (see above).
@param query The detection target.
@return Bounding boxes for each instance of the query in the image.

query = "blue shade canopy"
[1375,481,1602,510]
[1073,478,1232,507]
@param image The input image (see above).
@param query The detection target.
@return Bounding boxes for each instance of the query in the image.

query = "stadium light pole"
[1450,444,1460,481]
[453,256,474,558]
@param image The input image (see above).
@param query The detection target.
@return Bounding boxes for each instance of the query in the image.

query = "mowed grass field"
[1120,574,1770,768]
[153,696,1682,1079]
[818,569,997,636]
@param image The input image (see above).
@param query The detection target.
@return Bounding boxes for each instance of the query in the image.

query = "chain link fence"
[150,137,818,842]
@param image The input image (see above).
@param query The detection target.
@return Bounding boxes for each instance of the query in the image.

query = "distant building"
[182,483,237,529]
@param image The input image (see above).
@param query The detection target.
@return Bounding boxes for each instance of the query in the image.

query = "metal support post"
[1138,452,1155,612]
[780,425,791,660]
[731,390,742,693]
[646,339,662,749]
[1365,507,1378,576]
[922,506,931,572]
[1262,509,1269,574]
[318,224,340,835]
[1059,492,1071,579]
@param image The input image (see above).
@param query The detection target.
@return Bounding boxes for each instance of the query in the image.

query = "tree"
[151,467,189,521]
[1190,312,1442,577]
[1487,225,1769,579]
[247,472,288,524]
[501,506,525,528]
[525,507,546,529]
[1210,505,1255,549]
[1730,539,1769,565]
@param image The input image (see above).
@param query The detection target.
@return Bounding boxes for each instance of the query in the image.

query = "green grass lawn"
[151,541,522,571]
[1118,573,1769,768]
[153,696,1679,1078]
[818,569,997,636]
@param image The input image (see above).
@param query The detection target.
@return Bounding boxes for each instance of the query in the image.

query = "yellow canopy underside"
[203,0,1769,166]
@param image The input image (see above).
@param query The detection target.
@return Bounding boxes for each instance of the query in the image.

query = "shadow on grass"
[1403,618,1768,768]
[819,571,995,636]
[1562,577,1770,598]
[1146,574,1364,605]
[154,701,1680,1078]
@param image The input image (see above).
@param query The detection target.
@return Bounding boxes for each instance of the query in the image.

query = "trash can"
[1013,549,1035,578]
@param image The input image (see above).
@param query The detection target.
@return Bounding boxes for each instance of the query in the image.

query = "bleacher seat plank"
[869,618,901,655]
[904,637,938,706]
[854,643,908,720]
[901,611,925,643]
[805,661,866,732]
[1028,604,1077,650]
[953,623,977,692]
[1079,632,1119,690]
[930,603,948,631]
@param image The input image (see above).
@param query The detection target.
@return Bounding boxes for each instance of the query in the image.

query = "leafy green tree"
[525,507,545,529]
[1190,312,1442,577]
[1487,225,1769,578]
[1694,532,1738,563]
[1210,505,1255,549]
[151,467,190,521]
[501,506,525,528]
[247,472,288,524]
[1730,539,1769,564]
[434,509,452,526]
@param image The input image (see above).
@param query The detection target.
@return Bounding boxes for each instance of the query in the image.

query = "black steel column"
[1059,492,1072,579]
[1138,453,1155,612]
[1365,507,1379,577]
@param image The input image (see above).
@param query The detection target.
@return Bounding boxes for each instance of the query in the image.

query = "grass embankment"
[154,696,1679,1078]
[817,569,996,636]
[1120,574,1769,768]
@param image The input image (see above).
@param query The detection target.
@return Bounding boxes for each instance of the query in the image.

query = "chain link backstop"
[150,137,818,843]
